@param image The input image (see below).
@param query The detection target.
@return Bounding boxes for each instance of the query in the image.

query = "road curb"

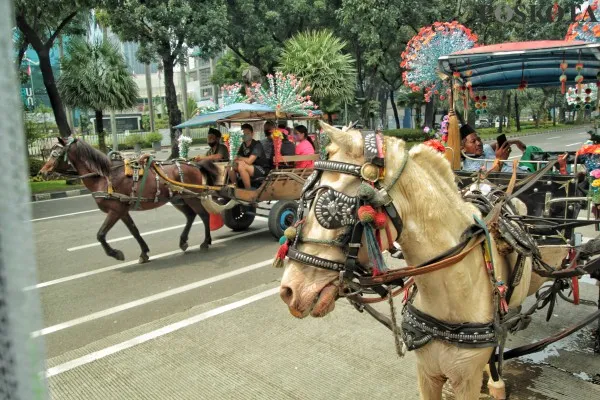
[31,188,91,202]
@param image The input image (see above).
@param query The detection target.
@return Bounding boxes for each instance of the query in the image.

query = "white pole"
[0,0,49,398]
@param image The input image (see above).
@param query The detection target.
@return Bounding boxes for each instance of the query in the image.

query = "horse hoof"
[488,379,506,400]
[139,254,150,264]
[180,242,189,252]
[200,243,210,250]
[112,250,125,261]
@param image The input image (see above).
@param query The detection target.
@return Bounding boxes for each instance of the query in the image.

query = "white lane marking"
[31,209,99,222]
[565,142,583,147]
[29,194,90,204]
[508,156,521,159]
[547,136,560,140]
[45,286,279,377]
[67,222,204,251]
[33,258,274,337]
[28,228,270,290]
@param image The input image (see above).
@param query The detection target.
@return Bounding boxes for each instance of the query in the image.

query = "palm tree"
[279,30,356,123]
[58,37,138,152]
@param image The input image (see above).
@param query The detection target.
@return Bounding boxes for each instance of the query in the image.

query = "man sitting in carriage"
[194,128,229,162]
[228,123,271,189]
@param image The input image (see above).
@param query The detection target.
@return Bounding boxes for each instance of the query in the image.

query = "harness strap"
[358,234,485,285]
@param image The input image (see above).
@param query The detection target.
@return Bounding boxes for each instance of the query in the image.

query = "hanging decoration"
[401,21,478,102]
[575,62,585,93]
[517,63,528,91]
[440,114,449,143]
[560,61,568,94]
[226,130,243,166]
[272,129,284,168]
[177,135,192,159]
[566,0,600,42]
[566,84,597,108]
[249,72,318,117]
[577,143,600,203]
[221,83,249,106]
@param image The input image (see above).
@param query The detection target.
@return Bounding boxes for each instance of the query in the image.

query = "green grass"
[29,180,83,194]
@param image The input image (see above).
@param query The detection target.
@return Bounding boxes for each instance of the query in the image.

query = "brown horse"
[40,136,221,263]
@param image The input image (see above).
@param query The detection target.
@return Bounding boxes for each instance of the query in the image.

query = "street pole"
[0,0,49,398]
[145,63,155,132]
[180,57,190,136]
[58,35,74,132]
[102,27,118,151]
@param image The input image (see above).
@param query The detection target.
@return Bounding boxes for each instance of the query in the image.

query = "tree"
[14,0,97,137]
[104,0,226,158]
[58,37,138,152]
[279,30,356,123]
[223,0,343,75]
[210,51,248,87]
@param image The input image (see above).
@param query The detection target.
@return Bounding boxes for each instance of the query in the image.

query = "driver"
[194,128,229,162]
[460,123,527,173]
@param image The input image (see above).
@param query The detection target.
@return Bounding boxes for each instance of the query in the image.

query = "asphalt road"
[31,127,600,399]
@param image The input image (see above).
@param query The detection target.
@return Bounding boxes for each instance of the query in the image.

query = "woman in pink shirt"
[293,125,315,169]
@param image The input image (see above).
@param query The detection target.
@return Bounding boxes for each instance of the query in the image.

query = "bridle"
[47,137,79,176]
[282,130,409,300]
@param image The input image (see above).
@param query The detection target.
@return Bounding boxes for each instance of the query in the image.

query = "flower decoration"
[424,139,446,153]
[221,83,249,106]
[591,169,600,178]
[566,84,597,106]
[440,114,449,143]
[177,135,193,159]
[401,21,478,102]
[226,130,243,166]
[272,129,284,168]
[249,72,318,116]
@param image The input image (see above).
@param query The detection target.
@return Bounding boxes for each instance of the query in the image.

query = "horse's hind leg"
[172,203,196,252]
[98,210,125,261]
[183,198,211,250]
[121,212,150,264]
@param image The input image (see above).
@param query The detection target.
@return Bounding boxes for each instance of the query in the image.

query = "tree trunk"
[145,64,155,132]
[515,93,521,131]
[38,48,71,137]
[162,57,182,159]
[390,90,400,128]
[327,113,333,123]
[506,91,512,131]
[424,98,435,128]
[95,110,106,153]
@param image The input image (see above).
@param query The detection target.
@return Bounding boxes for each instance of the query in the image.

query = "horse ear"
[319,121,356,151]
[57,136,65,145]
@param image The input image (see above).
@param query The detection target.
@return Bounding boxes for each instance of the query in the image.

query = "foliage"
[14,0,101,137]
[211,52,249,86]
[58,37,138,112]
[186,98,198,120]
[383,129,427,142]
[125,133,144,147]
[279,30,356,104]
[28,157,45,177]
[223,0,343,75]
[104,0,227,158]
[145,132,163,144]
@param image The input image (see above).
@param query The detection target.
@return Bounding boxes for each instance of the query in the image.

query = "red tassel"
[277,241,289,260]
[373,211,387,230]
[561,80,566,94]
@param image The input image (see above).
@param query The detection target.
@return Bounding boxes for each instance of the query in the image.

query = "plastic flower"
[590,169,600,178]
[592,179,600,187]
[272,129,284,139]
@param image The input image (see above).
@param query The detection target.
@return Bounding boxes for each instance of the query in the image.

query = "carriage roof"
[438,40,600,90]
[175,102,323,129]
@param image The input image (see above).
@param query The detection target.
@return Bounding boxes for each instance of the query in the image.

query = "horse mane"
[73,139,111,177]
[196,159,219,185]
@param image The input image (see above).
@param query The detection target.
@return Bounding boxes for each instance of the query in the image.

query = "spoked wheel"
[223,204,256,231]
[268,200,299,239]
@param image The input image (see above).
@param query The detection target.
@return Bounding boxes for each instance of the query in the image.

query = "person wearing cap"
[194,128,229,162]
[460,123,527,173]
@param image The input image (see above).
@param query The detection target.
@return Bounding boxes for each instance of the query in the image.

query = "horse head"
[40,136,78,178]
[279,122,410,318]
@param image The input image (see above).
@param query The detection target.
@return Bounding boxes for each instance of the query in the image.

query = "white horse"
[279,122,566,399]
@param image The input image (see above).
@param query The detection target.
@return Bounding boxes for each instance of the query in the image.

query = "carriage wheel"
[223,205,256,232]
[268,200,299,240]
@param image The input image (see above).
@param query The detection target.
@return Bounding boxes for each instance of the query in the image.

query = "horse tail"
[196,160,219,186]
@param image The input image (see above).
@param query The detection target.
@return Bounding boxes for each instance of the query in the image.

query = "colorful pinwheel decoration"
[566,0,600,42]
[221,83,249,106]
[249,72,318,117]
[401,21,478,103]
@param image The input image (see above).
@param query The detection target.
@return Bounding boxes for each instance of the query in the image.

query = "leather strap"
[358,235,485,285]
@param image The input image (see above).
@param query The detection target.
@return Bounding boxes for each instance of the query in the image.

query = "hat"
[208,127,221,138]
[459,123,476,140]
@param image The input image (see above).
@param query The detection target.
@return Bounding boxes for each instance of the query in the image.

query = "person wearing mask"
[194,128,229,162]
[228,123,270,189]
[293,125,316,169]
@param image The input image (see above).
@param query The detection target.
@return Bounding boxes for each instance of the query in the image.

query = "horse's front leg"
[172,203,196,252]
[121,212,150,263]
[417,364,445,400]
[97,210,125,261]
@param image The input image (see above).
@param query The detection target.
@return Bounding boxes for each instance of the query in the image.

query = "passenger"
[460,123,527,173]
[260,121,276,166]
[277,122,290,137]
[293,125,316,169]
[279,129,296,168]
[228,123,270,189]
[193,128,229,162]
